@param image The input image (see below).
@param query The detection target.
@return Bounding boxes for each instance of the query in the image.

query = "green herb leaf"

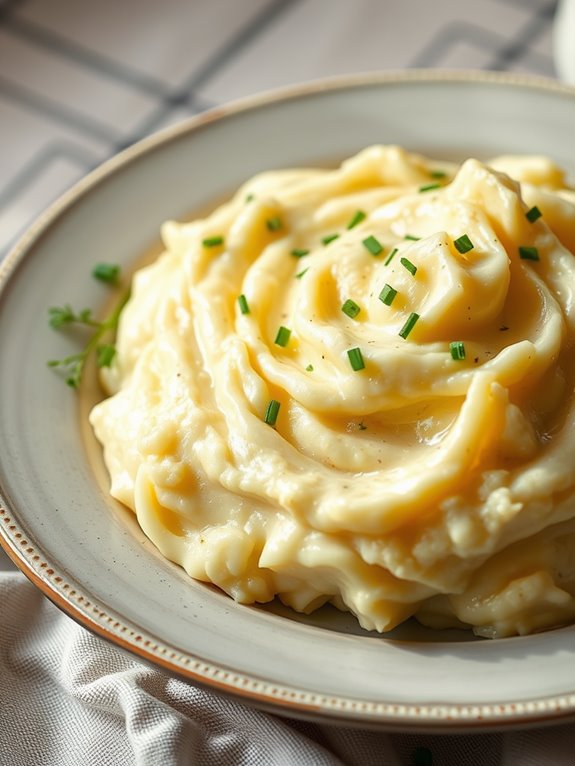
[419,183,441,193]
[399,312,420,339]
[202,235,224,247]
[400,257,417,276]
[47,288,130,389]
[92,263,120,284]
[290,248,310,258]
[274,326,291,347]
[384,247,398,266]
[295,267,309,279]
[322,233,339,245]
[96,344,116,368]
[454,234,474,254]
[305,364,314,372]
[404,234,420,241]
[266,217,282,232]
[341,298,361,319]
[379,284,398,306]
[526,206,542,223]
[238,294,250,314]
[519,245,539,261]
[362,235,383,256]
[48,305,97,329]
[347,210,366,229]
[264,399,281,426]
[449,340,466,360]
[347,347,365,371]
[430,170,447,180]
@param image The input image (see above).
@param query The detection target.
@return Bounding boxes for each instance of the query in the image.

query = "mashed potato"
[90,145,575,638]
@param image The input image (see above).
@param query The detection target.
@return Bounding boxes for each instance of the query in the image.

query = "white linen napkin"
[2,568,575,765]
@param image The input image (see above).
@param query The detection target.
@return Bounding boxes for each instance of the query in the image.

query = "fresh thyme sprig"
[47,268,129,388]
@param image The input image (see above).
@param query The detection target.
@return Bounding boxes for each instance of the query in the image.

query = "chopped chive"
[305,364,314,371]
[295,267,309,279]
[525,205,542,223]
[450,341,466,360]
[238,294,250,314]
[347,347,365,371]
[399,312,420,339]
[266,216,282,232]
[384,247,398,266]
[202,235,224,247]
[400,257,417,276]
[245,193,255,202]
[347,210,366,229]
[291,248,309,258]
[264,399,281,426]
[430,170,447,180]
[379,284,397,306]
[519,245,539,261]
[274,326,292,347]
[404,234,420,241]
[454,234,474,254]
[92,263,120,284]
[341,298,361,319]
[322,233,339,245]
[419,183,441,193]
[362,235,383,256]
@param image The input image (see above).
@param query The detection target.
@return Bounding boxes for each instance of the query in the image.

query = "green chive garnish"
[519,245,539,261]
[347,347,365,371]
[419,183,441,193]
[454,234,474,254]
[291,248,309,258]
[267,217,282,232]
[264,399,280,426]
[203,235,224,247]
[245,193,255,202]
[347,210,366,229]
[322,233,339,245]
[341,299,361,319]
[400,257,417,276]
[379,284,397,306]
[450,341,466,360]
[404,234,420,241]
[305,364,314,371]
[399,312,420,339]
[238,294,250,314]
[274,326,291,347]
[92,263,120,284]
[362,235,383,256]
[384,247,398,266]
[430,170,447,180]
[295,267,309,279]
[526,206,542,223]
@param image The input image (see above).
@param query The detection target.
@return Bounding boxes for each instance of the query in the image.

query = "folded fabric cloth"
[1,570,575,766]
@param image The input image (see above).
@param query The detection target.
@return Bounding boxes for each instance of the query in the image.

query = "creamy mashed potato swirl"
[90,146,575,638]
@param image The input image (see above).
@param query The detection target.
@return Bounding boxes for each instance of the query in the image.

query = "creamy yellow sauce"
[90,145,575,638]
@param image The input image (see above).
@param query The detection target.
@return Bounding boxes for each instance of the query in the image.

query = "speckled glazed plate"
[3,71,575,731]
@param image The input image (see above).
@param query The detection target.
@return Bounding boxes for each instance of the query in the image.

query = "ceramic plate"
[3,71,575,731]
